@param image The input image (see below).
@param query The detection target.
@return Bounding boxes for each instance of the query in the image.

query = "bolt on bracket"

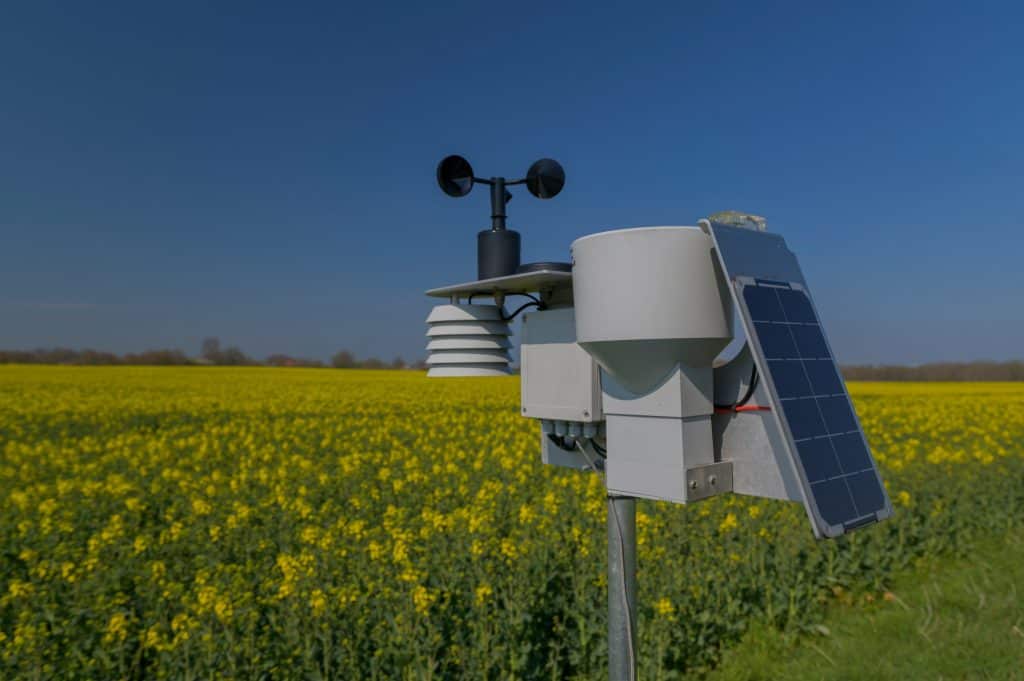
[685,461,734,502]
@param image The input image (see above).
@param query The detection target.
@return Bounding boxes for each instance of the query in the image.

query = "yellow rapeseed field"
[1,367,1022,679]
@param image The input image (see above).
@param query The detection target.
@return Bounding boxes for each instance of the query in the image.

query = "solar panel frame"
[705,222,892,538]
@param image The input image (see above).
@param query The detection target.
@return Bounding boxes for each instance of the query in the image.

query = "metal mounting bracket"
[685,461,734,502]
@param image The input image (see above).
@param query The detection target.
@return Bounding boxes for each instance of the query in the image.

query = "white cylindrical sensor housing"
[571,226,733,393]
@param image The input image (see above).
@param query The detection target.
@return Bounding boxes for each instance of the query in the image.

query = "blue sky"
[1,1,1021,365]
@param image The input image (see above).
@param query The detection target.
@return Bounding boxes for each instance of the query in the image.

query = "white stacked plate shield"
[425,304,512,377]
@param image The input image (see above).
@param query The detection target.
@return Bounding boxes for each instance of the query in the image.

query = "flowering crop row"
[1,367,1022,679]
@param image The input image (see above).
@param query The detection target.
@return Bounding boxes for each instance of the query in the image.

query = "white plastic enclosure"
[571,226,733,395]
[520,307,603,423]
[571,226,734,502]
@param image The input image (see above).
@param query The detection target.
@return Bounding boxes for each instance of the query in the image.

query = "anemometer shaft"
[489,177,507,230]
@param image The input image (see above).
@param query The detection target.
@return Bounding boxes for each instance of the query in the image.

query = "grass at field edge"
[706,527,1024,680]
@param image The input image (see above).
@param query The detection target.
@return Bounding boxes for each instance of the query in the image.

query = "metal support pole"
[608,495,637,681]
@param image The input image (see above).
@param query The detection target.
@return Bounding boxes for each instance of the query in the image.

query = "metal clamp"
[685,461,734,502]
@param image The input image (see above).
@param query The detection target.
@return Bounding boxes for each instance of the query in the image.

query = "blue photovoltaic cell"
[847,471,886,513]
[832,432,873,474]
[791,325,829,359]
[804,360,843,395]
[783,398,826,440]
[768,360,812,398]
[819,396,858,434]
[745,286,785,321]
[754,322,799,359]
[796,438,842,483]
[739,282,887,533]
[776,288,817,323]
[812,478,857,525]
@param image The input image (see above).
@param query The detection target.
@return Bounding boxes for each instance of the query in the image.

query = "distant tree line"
[840,360,1024,381]
[0,348,192,365]
[328,350,413,370]
[4,343,1019,379]
[0,337,422,369]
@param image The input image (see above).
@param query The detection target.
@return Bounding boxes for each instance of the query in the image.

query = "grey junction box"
[520,306,603,423]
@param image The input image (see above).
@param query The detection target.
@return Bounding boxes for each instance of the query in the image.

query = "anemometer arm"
[471,177,526,185]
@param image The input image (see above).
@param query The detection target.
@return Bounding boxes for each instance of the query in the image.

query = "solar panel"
[706,222,892,538]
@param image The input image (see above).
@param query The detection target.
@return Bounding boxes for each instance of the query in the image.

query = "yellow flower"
[7,579,33,599]
[171,613,196,644]
[719,513,739,533]
[214,596,233,622]
[474,584,493,605]
[412,585,435,615]
[336,586,358,607]
[196,586,217,615]
[143,626,163,650]
[310,588,327,617]
[500,538,519,560]
[103,612,129,644]
[654,597,674,617]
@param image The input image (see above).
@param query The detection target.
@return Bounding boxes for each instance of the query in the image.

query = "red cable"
[714,405,772,414]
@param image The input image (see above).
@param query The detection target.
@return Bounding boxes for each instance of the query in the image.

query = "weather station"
[425,155,893,681]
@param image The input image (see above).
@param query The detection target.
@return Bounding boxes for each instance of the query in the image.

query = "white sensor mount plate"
[425,270,572,299]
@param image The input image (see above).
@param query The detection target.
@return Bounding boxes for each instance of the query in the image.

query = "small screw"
[522,407,527,413]
[689,480,698,490]
[708,475,717,487]
[583,410,590,417]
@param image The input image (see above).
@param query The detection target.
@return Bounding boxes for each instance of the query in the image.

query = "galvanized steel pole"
[607,495,637,681]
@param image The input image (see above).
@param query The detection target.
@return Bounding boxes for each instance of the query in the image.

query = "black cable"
[735,364,759,408]
[714,363,759,411]
[501,300,541,321]
[468,292,539,306]
[547,434,576,452]
[548,434,607,461]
